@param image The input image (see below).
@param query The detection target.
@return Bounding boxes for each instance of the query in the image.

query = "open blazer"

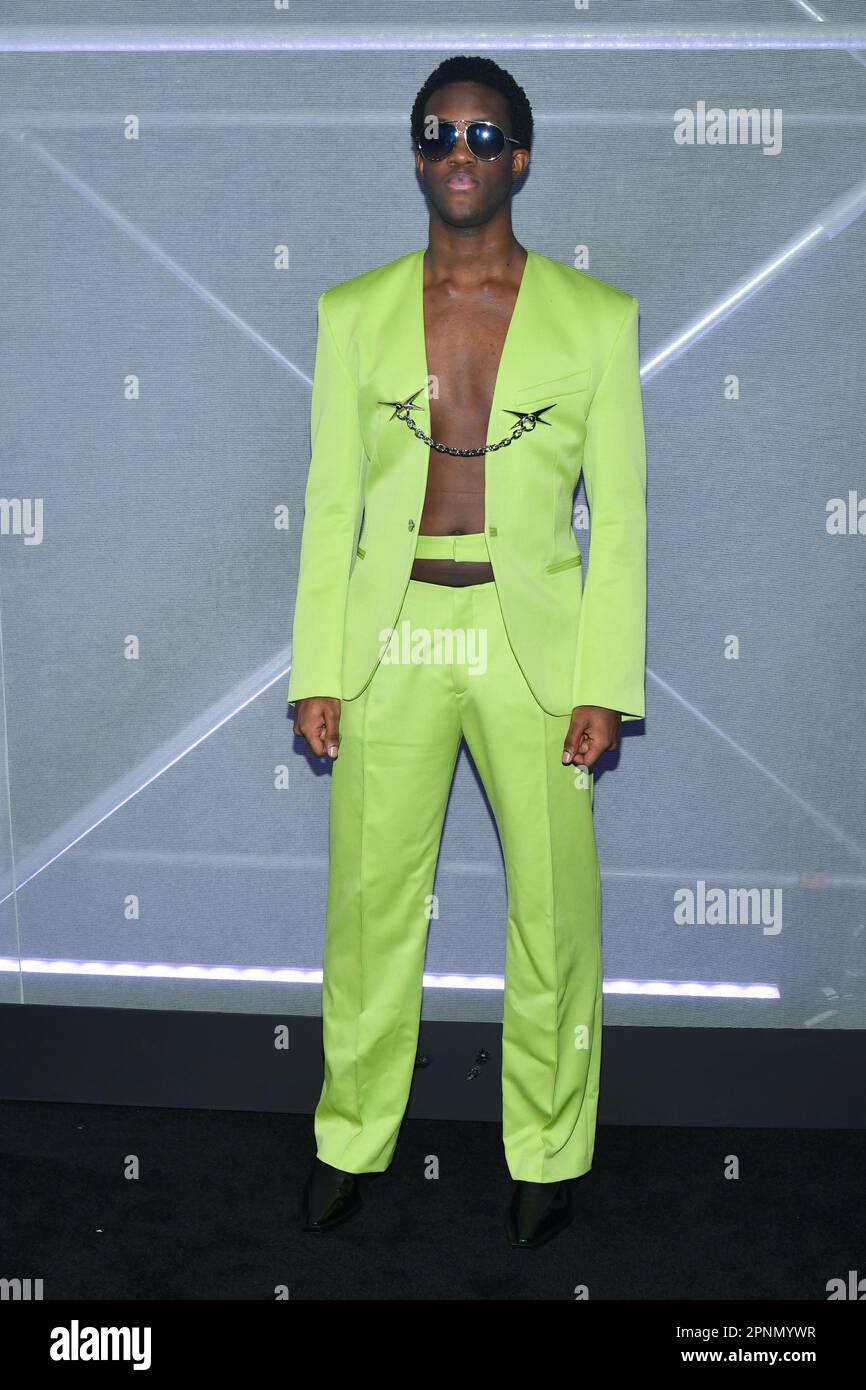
[287,247,647,721]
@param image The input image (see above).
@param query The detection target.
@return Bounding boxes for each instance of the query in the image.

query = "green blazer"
[287,247,647,721]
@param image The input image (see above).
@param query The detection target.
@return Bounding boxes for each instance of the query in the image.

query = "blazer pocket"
[356,544,366,559]
[545,552,582,573]
[514,365,591,405]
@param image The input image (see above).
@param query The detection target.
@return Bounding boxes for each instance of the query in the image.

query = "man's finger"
[575,742,601,771]
[562,722,590,764]
[323,705,341,759]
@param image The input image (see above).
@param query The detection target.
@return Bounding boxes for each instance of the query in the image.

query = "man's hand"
[562,705,621,770]
[292,696,342,759]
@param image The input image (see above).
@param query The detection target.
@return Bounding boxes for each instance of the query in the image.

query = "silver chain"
[380,392,556,458]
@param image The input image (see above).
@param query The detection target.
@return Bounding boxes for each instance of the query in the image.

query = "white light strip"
[0,956,779,998]
[6,110,866,135]
[1,24,865,53]
[603,979,779,999]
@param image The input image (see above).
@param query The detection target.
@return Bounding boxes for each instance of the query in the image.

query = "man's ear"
[512,149,530,183]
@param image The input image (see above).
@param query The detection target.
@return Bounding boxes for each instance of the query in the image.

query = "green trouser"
[315,532,603,1182]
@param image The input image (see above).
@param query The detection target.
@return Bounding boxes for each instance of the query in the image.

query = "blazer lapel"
[484,248,537,447]
[367,249,430,475]
[371,247,561,479]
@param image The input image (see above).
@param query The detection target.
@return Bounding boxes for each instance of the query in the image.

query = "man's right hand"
[292,697,342,759]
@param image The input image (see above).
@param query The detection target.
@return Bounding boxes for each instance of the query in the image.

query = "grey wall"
[1,1,864,1030]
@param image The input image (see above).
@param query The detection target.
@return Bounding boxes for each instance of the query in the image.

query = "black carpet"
[1,1099,863,1300]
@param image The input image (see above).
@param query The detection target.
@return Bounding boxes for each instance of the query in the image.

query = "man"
[288,54,647,1250]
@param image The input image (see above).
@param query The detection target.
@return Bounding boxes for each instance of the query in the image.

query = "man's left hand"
[562,706,622,770]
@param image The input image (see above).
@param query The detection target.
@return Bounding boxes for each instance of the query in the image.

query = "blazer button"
[408,519,416,530]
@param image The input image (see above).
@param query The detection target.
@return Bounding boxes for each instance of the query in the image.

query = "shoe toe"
[301,1163,362,1232]
[506,1181,572,1249]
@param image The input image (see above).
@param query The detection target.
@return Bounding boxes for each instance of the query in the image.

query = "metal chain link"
[381,393,554,458]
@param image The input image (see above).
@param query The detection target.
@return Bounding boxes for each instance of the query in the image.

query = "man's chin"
[431,203,492,231]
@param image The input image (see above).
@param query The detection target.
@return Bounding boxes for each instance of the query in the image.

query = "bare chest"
[423,281,520,452]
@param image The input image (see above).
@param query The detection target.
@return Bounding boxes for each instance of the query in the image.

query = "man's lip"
[444,174,478,188]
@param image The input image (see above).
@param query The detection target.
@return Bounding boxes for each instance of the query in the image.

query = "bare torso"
[409,248,527,586]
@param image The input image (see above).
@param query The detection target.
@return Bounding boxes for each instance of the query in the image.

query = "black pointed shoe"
[301,1157,363,1233]
[506,1178,573,1249]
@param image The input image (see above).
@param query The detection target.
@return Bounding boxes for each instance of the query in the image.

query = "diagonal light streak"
[15,131,311,386]
[642,178,866,379]
[640,229,823,381]
[787,0,866,70]
[647,669,866,865]
[0,654,291,905]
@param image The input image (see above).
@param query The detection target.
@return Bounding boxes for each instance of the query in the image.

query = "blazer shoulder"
[318,250,418,341]
[534,252,637,316]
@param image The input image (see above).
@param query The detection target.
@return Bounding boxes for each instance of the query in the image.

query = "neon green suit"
[288,248,647,1180]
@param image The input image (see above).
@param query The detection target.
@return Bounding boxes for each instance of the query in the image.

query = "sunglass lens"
[467,122,506,159]
[418,121,456,161]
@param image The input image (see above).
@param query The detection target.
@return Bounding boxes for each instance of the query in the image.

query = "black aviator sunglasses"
[416,117,521,163]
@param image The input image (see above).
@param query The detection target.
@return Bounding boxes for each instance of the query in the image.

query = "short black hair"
[410,55,534,152]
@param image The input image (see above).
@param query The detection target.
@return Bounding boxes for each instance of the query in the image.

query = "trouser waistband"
[413,531,490,563]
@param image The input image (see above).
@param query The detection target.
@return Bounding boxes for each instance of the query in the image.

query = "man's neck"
[424,219,526,288]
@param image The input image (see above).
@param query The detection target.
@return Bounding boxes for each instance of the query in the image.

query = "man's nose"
[448,132,476,163]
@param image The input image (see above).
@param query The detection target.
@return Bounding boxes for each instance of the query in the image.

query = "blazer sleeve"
[286,291,364,704]
[571,294,647,721]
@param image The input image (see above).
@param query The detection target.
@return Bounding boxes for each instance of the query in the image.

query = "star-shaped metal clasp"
[377,387,426,421]
[503,403,557,430]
